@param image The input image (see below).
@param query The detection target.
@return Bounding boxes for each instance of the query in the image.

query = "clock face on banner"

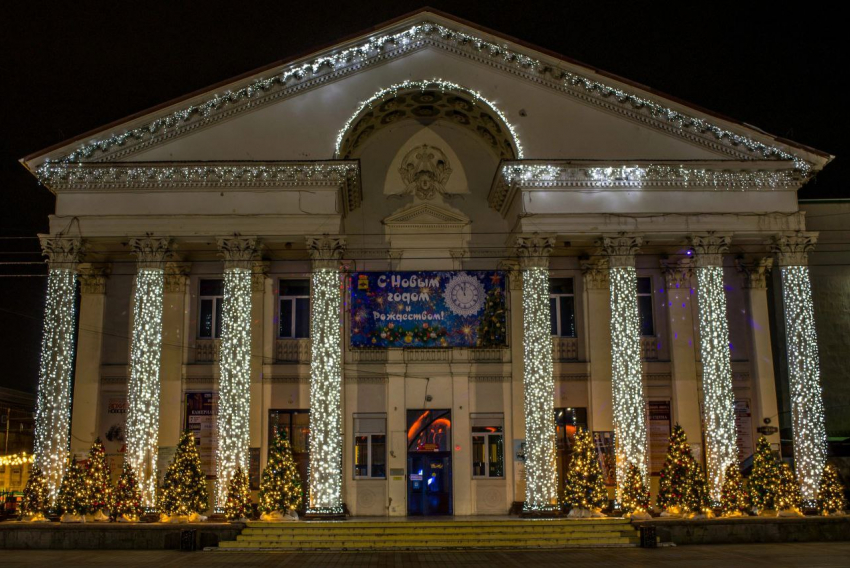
[443,273,485,317]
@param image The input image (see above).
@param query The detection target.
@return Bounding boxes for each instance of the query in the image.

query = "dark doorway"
[268,409,310,511]
[406,409,452,516]
[554,407,588,504]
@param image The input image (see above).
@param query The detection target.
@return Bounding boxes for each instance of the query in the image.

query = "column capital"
[450,250,467,270]
[735,257,773,289]
[581,258,609,290]
[129,236,171,269]
[39,235,84,270]
[251,260,270,293]
[307,235,346,270]
[688,232,731,267]
[660,258,694,289]
[514,234,555,269]
[498,260,522,290]
[217,236,262,270]
[597,233,642,268]
[771,231,817,267]
[164,261,191,293]
[77,263,111,295]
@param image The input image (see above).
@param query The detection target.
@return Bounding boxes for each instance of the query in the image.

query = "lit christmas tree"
[259,430,302,513]
[748,435,780,513]
[775,462,802,513]
[720,463,749,516]
[657,424,699,514]
[84,438,113,517]
[19,466,49,519]
[562,427,608,513]
[685,462,712,514]
[225,465,252,521]
[620,463,650,516]
[818,464,846,515]
[476,284,506,347]
[112,462,144,521]
[57,458,88,517]
[157,430,209,517]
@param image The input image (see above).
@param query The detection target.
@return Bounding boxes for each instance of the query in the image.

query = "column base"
[304,503,349,520]
[520,504,563,518]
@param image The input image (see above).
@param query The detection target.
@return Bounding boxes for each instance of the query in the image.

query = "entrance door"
[406,409,452,516]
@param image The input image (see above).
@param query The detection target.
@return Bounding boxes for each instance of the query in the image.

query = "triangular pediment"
[22,8,831,180]
[384,202,470,228]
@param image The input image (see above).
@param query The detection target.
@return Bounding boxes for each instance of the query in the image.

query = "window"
[549,278,576,337]
[354,413,386,479]
[279,280,310,338]
[637,276,655,336]
[198,279,223,339]
[471,413,504,478]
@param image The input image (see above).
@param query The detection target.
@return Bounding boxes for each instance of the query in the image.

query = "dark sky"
[1,1,845,393]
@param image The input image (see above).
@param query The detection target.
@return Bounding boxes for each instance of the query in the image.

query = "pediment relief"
[383,202,470,228]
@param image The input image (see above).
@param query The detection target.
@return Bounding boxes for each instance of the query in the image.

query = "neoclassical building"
[22,9,834,515]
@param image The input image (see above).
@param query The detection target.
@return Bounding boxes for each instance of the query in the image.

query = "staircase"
[215,518,640,551]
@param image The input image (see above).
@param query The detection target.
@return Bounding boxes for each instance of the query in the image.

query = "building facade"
[21,10,835,515]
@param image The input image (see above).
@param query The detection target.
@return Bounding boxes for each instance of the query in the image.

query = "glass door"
[406,409,452,516]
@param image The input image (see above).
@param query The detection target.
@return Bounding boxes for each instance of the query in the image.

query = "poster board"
[593,431,616,487]
[185,392,218,479]
[647,400,671,475]
[735,399,754,463]
[99,391,128,482]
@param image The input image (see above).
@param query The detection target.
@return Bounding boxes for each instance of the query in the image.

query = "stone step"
[236,530,633,542]
[241,525,634,536]
[218,536,639,550]
[245,519,630,529]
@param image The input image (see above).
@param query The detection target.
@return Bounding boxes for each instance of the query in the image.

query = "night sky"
[1,1,845,393]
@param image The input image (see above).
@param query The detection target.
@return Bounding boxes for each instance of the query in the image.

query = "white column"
[690,233,737,502]
[600,234,648,501]
[34,236,83,505]
[249,262,269,475]
[736,258,781,448]
[515,235,557,513]
[158,262,189,450]
[214,237,259,509]
[70,264,110,457]
[307,236,346,513]
[126,237,170,507]
[772,232,827,504]
[582,259,613,432]
[660,260,702,445]
[500,260,526,504]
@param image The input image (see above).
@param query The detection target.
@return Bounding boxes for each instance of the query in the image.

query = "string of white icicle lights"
[33,268,77,505]
[609,266,648,501]
[781,265,827,504]
[215,267,253,510]
[695,266,738,503]
[307,268,344,514]
[125,267,165,508]
[521,266,557,511]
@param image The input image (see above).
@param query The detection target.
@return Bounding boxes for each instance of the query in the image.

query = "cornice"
[30,20,813,175]
[489,161,803,213]
[36,161,362,212]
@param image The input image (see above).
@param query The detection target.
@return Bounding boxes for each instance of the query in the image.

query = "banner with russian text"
[350,271,506,348]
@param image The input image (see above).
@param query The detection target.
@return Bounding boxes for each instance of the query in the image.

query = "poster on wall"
[647,401,672,475]
[349,271,506,348]
[99,392,128,481]
[185,392,218,478]
[735,399,754,463]
[593,431,616,487]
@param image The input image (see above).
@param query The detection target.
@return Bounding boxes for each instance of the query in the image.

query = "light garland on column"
[695,266,737,503]
[306,236,345,514]
[33,266,78,505]
[215,267,253,510]
[609,265,649,500]
[781,265,827,503]
[126,267,165,508]
[521,266,557,511]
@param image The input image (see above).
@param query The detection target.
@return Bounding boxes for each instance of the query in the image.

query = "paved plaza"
[2,543,849,567]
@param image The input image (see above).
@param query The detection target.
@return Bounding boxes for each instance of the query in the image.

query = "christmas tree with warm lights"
[685,461,712,514]
[620,463,650,515]
[157,430,209,517]
[19,466,49,519]
[225,465,252,520]
[748,435,780,513]
[259,430,302,513]
[818,463,846,515]
[57,458,87,517]
[775,462,802,513]
[720,463,749,516]
[657,424,698,514]
[112,462,144,521]
[476,284,506,347]
[84,438,113,517]
[562,427,608,512]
